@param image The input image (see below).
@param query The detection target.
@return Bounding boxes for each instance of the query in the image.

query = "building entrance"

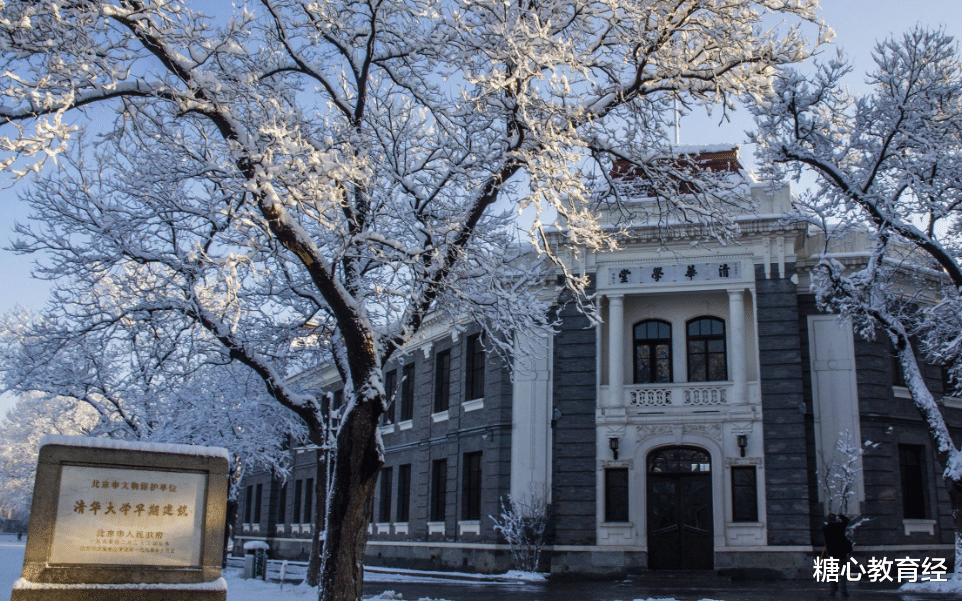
[646,446,713,570]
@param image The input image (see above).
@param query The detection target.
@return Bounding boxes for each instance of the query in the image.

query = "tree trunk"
[949,480,962,579]
[307,454,326,587]
[224,498,238,568]
[318,391,383,601]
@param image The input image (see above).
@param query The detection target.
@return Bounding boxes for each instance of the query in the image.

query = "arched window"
[648,446,712,473]
[634,320,672,383]
[687,317,727,382]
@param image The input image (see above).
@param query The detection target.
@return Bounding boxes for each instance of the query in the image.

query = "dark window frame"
[731,466,758,522]
[604,468,629,523]
[278,482,287,524]
[434,349,451,412]
[379,467,393,523]
[244,485,253,523]
[633,319,673,384]
[465,334,485,401]
[293,479,303,524]
[254,483,263,524]
[400,363,415,422]
[898,444,928,519]
[431,459,447,522]
[397,464,412,522]
[462,451,482,520]
[304,477,314,526]
[686,316,727,382]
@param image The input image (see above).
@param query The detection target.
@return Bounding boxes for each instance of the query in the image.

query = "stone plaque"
[50,465,207,567]
[12,436,229,601]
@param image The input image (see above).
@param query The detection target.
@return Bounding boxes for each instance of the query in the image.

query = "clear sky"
[0,2,960,417]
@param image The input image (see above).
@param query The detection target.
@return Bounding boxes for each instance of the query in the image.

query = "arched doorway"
[646,446,714,570]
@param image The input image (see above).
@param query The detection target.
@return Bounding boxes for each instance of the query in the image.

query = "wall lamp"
[609,437,620,461]
[737,434,748,458]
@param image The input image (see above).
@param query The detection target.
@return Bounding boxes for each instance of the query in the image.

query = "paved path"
[362,571,957,601]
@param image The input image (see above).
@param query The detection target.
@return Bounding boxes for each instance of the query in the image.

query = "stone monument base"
[12,577,227,601]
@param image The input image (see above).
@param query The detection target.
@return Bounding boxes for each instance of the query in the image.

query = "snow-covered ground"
[0,534,703,601]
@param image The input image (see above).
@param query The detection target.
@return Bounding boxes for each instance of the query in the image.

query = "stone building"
[234,147,962,577]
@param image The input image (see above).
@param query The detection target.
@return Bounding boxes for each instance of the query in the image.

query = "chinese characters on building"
[608,261,740,286]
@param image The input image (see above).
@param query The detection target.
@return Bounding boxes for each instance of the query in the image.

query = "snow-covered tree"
[752,26,962,577]
[0,306,308,546]
[0,391,98,522]
[0,2,826,598]
[491,486,548,573]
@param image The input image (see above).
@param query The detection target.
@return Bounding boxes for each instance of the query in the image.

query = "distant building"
[234,147,961,577]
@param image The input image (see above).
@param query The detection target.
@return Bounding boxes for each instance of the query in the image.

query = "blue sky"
[1,2,960,416]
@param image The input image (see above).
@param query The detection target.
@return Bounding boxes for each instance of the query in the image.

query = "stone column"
[728,288,747,403]
[608,294,625,407]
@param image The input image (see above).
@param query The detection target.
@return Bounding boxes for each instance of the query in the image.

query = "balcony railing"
[626,382,732,409]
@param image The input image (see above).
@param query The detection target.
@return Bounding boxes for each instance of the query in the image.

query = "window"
[304,478,314,525]
[687,317,727,382]
[278,483,287,524]
[332,389,343,410]
[254,483,263,524]
[466,334,485,400]
[397,464,411,522]
[400,363,415,421]
[604,468,629,522]
[293,479,303,523]
[431,459,447,521]
[434,350,451,412]
[379,467,393,523]
[383,369,397,424]
[633,320,672,383]
[892,344,906,387]
[731,466,758,522]
[899,445,927,519]
[462,452,482,520]
[244,485,253,523]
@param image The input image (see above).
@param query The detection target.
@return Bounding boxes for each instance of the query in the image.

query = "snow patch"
[243,541,270,551]
[13,577,227,590]
[39,434,230,461]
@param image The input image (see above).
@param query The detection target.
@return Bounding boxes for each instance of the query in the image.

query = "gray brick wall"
[756,263,812,546]
[551,304,598,546]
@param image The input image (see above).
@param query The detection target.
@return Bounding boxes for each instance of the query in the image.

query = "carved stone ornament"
[683,423,723,442]
[635,424,674,442]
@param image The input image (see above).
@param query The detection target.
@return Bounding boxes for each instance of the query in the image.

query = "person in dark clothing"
[823,513,853,596]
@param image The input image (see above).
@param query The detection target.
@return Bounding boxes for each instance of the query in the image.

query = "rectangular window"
[383,369,397,424]
[400,363,415,421]
[899,444,927,519]
[465,334,485,400]
[397,464,411,522]
[278,483,287,524]
[604,468,629,522]
[293,479,302,524]
[462,452,482,520]
[254,483,263,523]
[303,478,314,525]
[379,467,393,523]
[892,343,906,387]
[244,485,253,523]
[434,350,451,412]
[431,459,447,521]
[731,466,758,522]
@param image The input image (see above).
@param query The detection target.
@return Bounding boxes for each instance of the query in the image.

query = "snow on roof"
[39,435,230,461]
[243,541,270,551]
